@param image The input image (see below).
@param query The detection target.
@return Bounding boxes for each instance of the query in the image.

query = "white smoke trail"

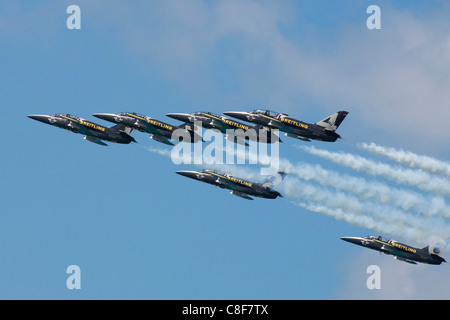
[300,145,450,197]
[277,159,450,218]
[229,147,450,219]
[140,144,450,246]
[279,177,450,243]
[293,202,431,243]
[360,142,450,179]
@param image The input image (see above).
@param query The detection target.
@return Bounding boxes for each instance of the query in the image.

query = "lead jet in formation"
[93,112,202,146]
[176,169,285,200]
[166,111,281,145]
[223,110,348,142]
[28,113,136,146]
[341,235,447,265]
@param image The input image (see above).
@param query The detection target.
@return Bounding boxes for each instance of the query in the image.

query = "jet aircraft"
[223,110,348,142]
[27,113,136,146]
[176,169,285,200]
[166,111,281,145]
[341,235,447,265]
[93,112,202,146]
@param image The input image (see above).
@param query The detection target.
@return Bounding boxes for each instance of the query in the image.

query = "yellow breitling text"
[281,118,308,129]
[222,119,249,131]
[228,176,252,187]
[391,243,416,253]
[80,121,105,131]
[148,119,172,130]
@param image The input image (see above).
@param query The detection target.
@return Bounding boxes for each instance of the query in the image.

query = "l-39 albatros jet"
[223,109,348,142]
[93,112,202,146]
[176,169,285,200]
[166,111,281,145]
[341,236,447,265]
[28,114,136,146]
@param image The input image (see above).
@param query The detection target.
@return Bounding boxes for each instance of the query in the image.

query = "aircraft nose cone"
[340,237,363,245]
[27,114,51,123]
[223,111,248,121]
[175,171,199,179]
[166,113,191,122]
[92,113,119,123]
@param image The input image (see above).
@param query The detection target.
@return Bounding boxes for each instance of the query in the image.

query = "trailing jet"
[27,113,136,146]
[166,111,281,145]
[223,110,348,142]
[93,112,202,146]
[176,169,285,200]
[341,235,447,265]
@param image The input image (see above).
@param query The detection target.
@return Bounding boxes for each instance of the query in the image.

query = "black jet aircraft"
[28,113,136,146]
[93,112,202,146]
[223,109,348,142]
[166,111,281,145]
[176,169,285,200]
[341,235,447,265]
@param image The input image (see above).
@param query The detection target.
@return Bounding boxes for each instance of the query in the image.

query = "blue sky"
[2,0,450,299]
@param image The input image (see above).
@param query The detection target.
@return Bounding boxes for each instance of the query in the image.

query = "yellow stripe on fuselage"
[374,239,416,253]
[126,113,173,130]
[259,114,281,122]
[60,115,106,131]
[208,171,253,187]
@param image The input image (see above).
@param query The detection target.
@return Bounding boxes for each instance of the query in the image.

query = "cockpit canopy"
[54,114,81,121]
[193,111,221,118]
[121,112,152,120]
[252,109,288,118]
[365,235,396,243]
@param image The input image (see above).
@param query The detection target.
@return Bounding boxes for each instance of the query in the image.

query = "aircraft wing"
[380,244,410,260]
[68,120,94,137]
[213,174,252,195]
[256,114,284,129]
[204,115,237,132]
[213,175,237,189]
[131,117,164,136]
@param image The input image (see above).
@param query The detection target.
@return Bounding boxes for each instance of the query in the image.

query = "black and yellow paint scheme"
[166,111,281,145]
[223,109,348,142]
[341,235,446,265]
[93,112,202,146]
[176,169,285,200]
[27,113,136,146]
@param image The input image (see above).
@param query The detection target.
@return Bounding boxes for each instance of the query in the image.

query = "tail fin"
[423,239,448,255]
[315,111,348,131]
[262,172,286,188]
